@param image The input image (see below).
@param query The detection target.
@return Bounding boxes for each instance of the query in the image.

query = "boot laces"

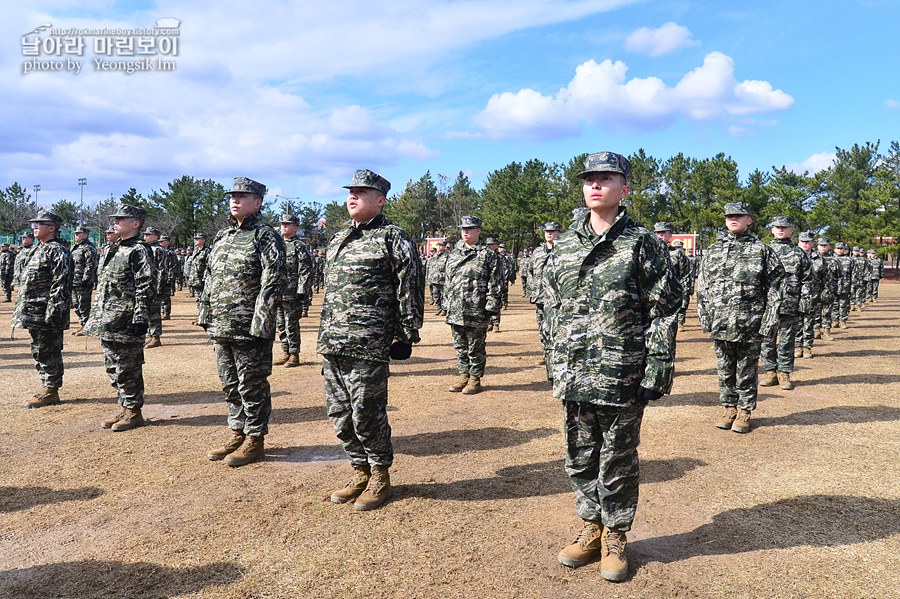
[574,521,601,546]
[605,530,626,556]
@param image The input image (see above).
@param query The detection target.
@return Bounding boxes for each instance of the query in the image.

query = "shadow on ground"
[0,486,103,513]
[753,405,899,428]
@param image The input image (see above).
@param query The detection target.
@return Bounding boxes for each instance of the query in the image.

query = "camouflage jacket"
[317,213,424,362]
[0,250,13,279]
[518,256,531,279]
[851,256,870,288]
[198,212,285,342]
[163,247,179,289]
[187,244,211,290]
[833,255,854,295]
[85,236,157,343]
[71,239,98,289]
[668,245,694,299]
[767,238,812,315]
[13,245,36,286]
[425,251,449,285]
[802,250,827,306]
[526,243,554,305]
[282,235,314,301]
[697,230,784,342]
[867,257,883,280]
[443,239,503,328]
[147,242,172,295]
[12,238,73,331]
[503,253,517,283]
[544,208,682,405]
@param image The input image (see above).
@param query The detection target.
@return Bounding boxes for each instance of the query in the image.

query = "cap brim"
[576,169,625,179]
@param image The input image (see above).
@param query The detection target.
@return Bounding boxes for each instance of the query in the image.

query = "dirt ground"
[1,279,898,599]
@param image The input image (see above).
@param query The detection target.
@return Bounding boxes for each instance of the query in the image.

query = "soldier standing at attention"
[759,217,811,390]
[484,238,505,331]
[527,221,560,378]
[199,177,285,467]
[158,235,178,319]
[318,169,424,511]
[97,225,118,273]
[273,214,313,368]
[425,243,449,315]
[832,242,854,328]
[813,238,838,342]
[499,243,516,303]
[697,203,784,434]
[13,231,36,291]
[70,225,98,335]
[866,249,883,301]
[544,152,681,582]
[13,211,74,408]
[653,222,692,332]
[850,246,870,312]
[519,249,531,297]
[0,243,14,302]
[142,227,168,348]
[443,216,503,396]
[795,231,825,358]
[188,233,210,325]
[85,205,156,430]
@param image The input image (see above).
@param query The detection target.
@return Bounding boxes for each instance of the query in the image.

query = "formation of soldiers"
[5,154,891,584]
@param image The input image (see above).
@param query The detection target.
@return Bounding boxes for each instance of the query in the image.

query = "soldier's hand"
[636,386,663,404]
[132,322,149,336]
[389,341,413,360]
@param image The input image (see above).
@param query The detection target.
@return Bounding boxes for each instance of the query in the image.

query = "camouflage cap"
[1,243,7,248]
[798,231,814,242]
[577,151,632,179]
[851,246,861,252]
[769,216,794,228]
[226,176,267,197]
[143,226,161,236]
[724,202,751,216]
[342,169,391,196]
[23,230,35,239]
[498,243,506,249]
[485,237,499,245]
[459,215,482,229]
[816,237,831,246]
[74,225,90,234]
[29,210,64,226]
[835,242,849,249]
[105,225,116,234]
[110,203,146,220]
[160,235,170,241]
[671,239,684,248]
[653,221,673,232]
[542,221,561,232]
[193,232,207,239]
[280,214,300,225]
[867,248,876,254]
[444,240,453,247]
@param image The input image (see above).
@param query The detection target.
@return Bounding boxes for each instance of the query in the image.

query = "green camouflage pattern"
[796,247,826,348]
[761,314,799,372]
[668,244,693,324]
[101,340,146,409]
[214,338,273,436]
[12,238,73,331]
[443,240,503,329]
[29,329,65,388]
[317,213,424,362]
[867,256,883,299]
[714,339,762,410]
[187,244,210,292]
[426,250,449,285]
[198,212,286,341]
[526,243,552,304]
[276,235,314,354]
[450,324,488,377]
[851,255,870,306]
[833,254,854,321]
[544,208,682,405]
[13,243,36,288]
[1,248,15,300]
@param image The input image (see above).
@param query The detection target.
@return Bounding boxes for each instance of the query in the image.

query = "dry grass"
[1,283,898,598]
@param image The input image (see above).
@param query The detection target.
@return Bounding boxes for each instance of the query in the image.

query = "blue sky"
[3,0,898,210]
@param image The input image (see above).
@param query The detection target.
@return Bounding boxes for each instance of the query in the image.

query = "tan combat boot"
[814,328,822,339]
[207,429,246,461]
[558,520,603,567]
[144,336,161,348]
[715,406,738,430]
[802,347,813,359]
[330,464,371,504]
[461,376,482,395]
[224,435,264,467]
[448,374,469,392]
[24,387,61,409]
[759,370,778,387]
[354,466,392,511]
[100,407,126,429]
[851,304,858,312]
[835,321,844,329]
[71,324,84,336]
[778,371,794,390]
[486,324,494,332]
[600,527,629,582]
[111,407,144,432]
[731,409,752,434]
[821,328,834,341]
[284,353,300,368]
[273,350,290,365]
[794,347,803,359]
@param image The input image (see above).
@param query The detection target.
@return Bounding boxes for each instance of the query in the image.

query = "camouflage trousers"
[867,279,880,299]
[713,338,761,411]
[520,276,528,296]
[429,284,444,309]
[761,314,799,373]
[101,340,145,409]
[2,275,12,300]
[323,355,392,467]
[816,295,834,330]
[834,292,851,323]
[160,292,172,318]
[450,324,488,377]
[500,282,509,308]
[276,299,303,354]
[563,400,645,531]
[148,299,163,337]
[213,338,274,437]
[795,307,818,349]
[852,284,867,306]
[72,286,93,324]
[535,304,552,380]
[677,294,691,325]
[28,328,64,389]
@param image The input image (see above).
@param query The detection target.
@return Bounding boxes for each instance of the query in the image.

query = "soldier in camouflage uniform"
[70,225,98,335]
[813,238,839,342]
[866,249,883,301]
[653,222,693,331]
[500,243,517,302]
[0,243,14,302]
[697,203,784,434]
[273,214,313,368]
[12,211,74,408]
[313,250,325,293]
[199,177,285,467]
[794,231,825,358]
[850,247,870,312]
[759,217,812,390]
[188,233,210,324]
[484,238,507,329]
[527,221,560,378]
[85,204,157,431]
[518,249,531,297]
[97,225,118,273]
[13,231,36,290]
[141,227,168,348]
[443,216,503,396]
[832,242,854,328]
[425,242,450,315]
[318,169,424,511]
[158,236,178,318]
[544,152,681,582]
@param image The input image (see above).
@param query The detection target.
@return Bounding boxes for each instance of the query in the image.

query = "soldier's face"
[817,244,830,254]
[461,227,480,245]
[160,240,170,248]
[230,193,262,220]
[144,234,159,243]
[280,223,298,239]
[725,215,751,234]
[654,230,672,243]
[106,233,117,242]
[544,230,559,243]
[114,217,142,239]
[772,225,793,239]
[75,232,88,242]
[22,237,33,247]
[582,172,629,212]
[799,240,814,252]
[195,239,205,247]
[346,187,385,224]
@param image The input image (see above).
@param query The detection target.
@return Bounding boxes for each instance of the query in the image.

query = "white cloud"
[886,99,900,109]
[476,51,794,140]
[624,22,699,57]
[786,152,836,175]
